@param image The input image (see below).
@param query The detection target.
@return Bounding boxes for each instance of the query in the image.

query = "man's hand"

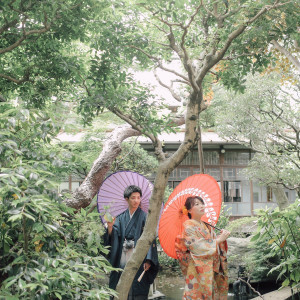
[143,260,151,271]
[106,217,116,235]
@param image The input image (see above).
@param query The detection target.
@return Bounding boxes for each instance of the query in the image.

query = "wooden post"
[68,174,72,191]
[197,125,205,174]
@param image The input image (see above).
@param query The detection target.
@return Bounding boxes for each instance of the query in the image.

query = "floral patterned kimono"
[175,219,228,300]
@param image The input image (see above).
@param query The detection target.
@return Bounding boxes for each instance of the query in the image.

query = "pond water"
[155,271,279,300]
[155,270,239,299]
[155,271,183,300]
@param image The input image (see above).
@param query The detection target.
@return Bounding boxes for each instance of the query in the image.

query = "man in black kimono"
[104,185,159,300]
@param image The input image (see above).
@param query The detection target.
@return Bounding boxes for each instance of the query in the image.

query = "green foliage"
[247,201,300,288]
[211,73,300,191]
[112,142,159,175]
[216,203,231,231]
[74,0,300,130]
[0,104,115,299]
[0,0,105,105]
[226,217,258,238]
[157,251,181,273]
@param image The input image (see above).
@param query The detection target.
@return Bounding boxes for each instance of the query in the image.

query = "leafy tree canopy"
[0,0,108,105]
[211,72,299,193]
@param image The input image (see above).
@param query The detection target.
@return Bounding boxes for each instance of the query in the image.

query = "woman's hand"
[217,229,231,244]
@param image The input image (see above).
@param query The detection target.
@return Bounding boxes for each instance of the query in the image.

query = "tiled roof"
[138,130,238,145]
[56,129,240,145]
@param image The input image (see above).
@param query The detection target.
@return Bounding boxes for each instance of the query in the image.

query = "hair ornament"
[182,206,188,216]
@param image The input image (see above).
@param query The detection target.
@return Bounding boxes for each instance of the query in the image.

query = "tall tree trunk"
[115,93,202,299]
[273,185,289,210]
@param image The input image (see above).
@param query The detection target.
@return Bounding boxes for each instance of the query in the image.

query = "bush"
[0,105,115,299]
[247,200,300,288]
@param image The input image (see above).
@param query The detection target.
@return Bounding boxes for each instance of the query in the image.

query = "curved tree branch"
[271,39,300,72]
[64,126,141,209]
[153,68,182,102]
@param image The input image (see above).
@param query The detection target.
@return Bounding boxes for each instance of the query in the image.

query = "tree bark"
[271,39,300,72]
[64,126,141,209]
[273,185,289,210]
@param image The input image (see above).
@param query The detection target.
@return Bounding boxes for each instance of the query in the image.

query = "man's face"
[126,192,141,212]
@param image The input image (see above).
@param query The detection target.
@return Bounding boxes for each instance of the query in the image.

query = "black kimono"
[104,207,159,297]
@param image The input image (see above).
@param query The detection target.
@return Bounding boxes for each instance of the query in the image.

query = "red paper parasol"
[97,171,153,224]
[158,174,222,259]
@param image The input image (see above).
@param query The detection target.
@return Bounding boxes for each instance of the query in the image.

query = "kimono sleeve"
[144,239,159,284]
[184,223,217,258]
[145,238,159,265]
[102,217,121,263]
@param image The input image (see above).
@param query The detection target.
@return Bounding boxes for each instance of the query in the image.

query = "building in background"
[139,130,296,218]
[59,130,296,218]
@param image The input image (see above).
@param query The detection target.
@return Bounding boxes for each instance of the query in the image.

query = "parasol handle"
[203,221,221,231]
[137,270,146,282]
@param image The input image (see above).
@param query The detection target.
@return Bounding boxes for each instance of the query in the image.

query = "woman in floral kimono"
[175,196,230,300]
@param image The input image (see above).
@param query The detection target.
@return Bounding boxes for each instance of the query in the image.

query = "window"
[169,169,177,179]
[180,152,193,165]
[178,168,191,179]
[205,168,221,180]
[223,168,236,180]
[224,181,241,202]
[204,151,219,165]
[224,152,249,165]
[253,192,259,203]
[168,181,181,189]
[236,168,246,180]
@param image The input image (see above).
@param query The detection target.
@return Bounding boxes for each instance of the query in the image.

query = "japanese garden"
[0,0,299,299]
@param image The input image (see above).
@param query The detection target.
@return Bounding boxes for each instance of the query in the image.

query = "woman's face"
[189,199,206,220]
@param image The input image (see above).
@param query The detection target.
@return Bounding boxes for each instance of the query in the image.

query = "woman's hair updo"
[184,196,205,219]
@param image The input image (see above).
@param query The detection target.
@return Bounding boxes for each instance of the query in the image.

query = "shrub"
[248,200,300,288]
[0,105,115,299]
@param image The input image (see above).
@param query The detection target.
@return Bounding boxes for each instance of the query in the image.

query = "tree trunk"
[64,126,140,209]
[273,185,289,210]
[115,94,201,299]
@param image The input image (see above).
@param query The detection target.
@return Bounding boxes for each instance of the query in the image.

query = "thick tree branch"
[0,22,51,54]
[271,39,300,72]
[0,69,33,84]
[64,126,141,209]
